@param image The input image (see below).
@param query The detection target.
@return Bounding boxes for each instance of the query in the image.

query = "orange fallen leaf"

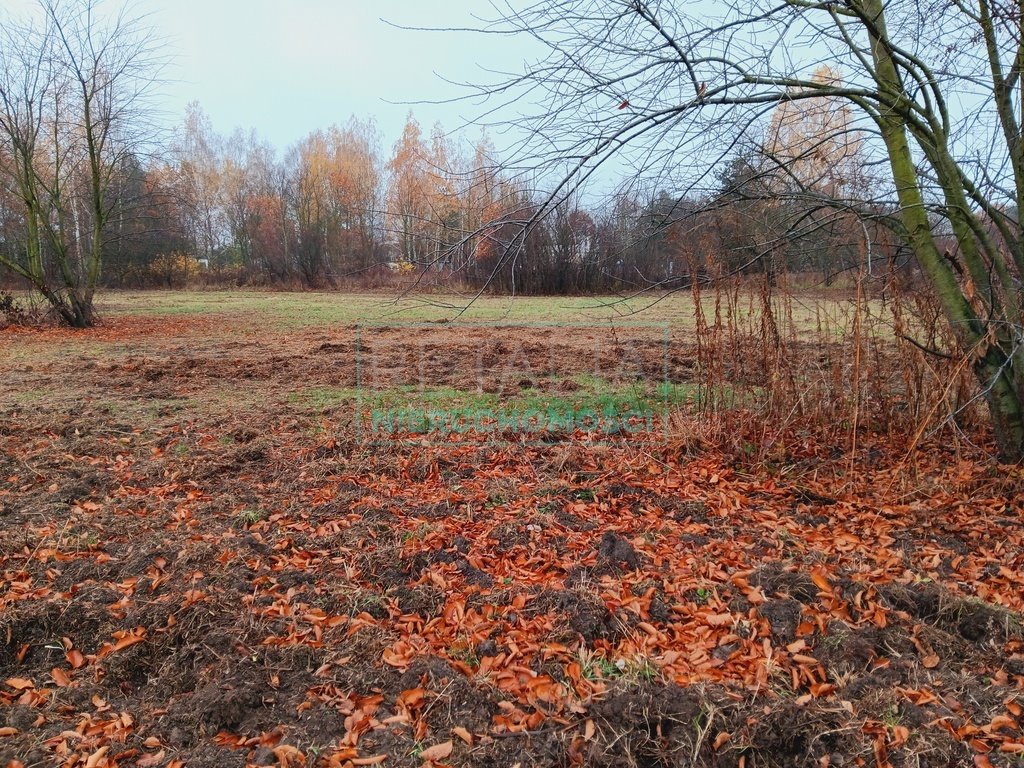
[382,648,411,668]
[636,621,659,636]
[419,740,453,761]
[713,731,730,750]
[988,714,1018,732]
[137,750,165,767]
[4,678,34,691]
[810,569,832,593]
[85,746,109,768]
[452,726,474,745]
[792,653,819,666]
[96,628,147,659]
[398,687,426,708]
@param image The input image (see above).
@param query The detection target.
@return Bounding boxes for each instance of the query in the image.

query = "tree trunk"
[863,0,1024,461]
[975,344,1024,460]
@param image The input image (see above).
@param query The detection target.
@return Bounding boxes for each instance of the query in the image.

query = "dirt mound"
[1,315,1022,767]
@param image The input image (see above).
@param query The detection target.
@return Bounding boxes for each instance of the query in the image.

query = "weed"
[400,522,434,545]
[291,387,356,410]
[347,591,386,617]
[235,508,267,527]
[819,630,846,653]
[577,648,621,680]
[56,531,99,552]
[620,656,662,684]
[448,642,480,667]
[880,705,903,728]
[485,493,508,509]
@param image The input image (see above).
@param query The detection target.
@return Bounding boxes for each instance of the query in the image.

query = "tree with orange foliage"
[386,114,433,264]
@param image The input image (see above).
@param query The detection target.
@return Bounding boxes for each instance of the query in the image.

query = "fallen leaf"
[419,740,454,762]
[137,750,165,767]
[810,569,832,593]
[85,746,109,768]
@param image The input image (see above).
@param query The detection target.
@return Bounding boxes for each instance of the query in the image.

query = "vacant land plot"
[1,291,1022,767]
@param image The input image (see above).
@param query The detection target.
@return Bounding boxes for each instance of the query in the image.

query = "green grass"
[289,374,763,433]
[289,386,359,410]
[98,290,683,327]
[356,379,664,439]
[11,387,53,404]
[1,289,891,432]
[88,288,883,337]
[2,289,897,376]
[295,377,663,414]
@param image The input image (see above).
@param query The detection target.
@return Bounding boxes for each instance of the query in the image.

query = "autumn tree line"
[0,0,922,320]
[3,91,910,297]
[0,0,914,308]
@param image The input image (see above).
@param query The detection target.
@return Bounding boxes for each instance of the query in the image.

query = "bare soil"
[0,314,1022,767]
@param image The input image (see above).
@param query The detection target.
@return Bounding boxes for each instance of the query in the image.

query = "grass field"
[1,290,1022,767]
[91,289,865,327]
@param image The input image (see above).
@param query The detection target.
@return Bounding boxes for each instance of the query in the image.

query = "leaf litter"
[0,316,1022,767]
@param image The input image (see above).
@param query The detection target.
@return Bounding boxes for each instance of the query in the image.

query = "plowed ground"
[1,307,1022,768]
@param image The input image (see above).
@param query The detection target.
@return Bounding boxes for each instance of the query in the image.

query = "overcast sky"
[10,0,530,154]
[154,1,528,149]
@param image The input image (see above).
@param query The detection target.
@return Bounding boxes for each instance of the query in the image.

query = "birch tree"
[0,0,159,327]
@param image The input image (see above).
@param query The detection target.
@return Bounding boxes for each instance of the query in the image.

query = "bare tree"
[468,0,1024,461]
[0,0,160,327]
